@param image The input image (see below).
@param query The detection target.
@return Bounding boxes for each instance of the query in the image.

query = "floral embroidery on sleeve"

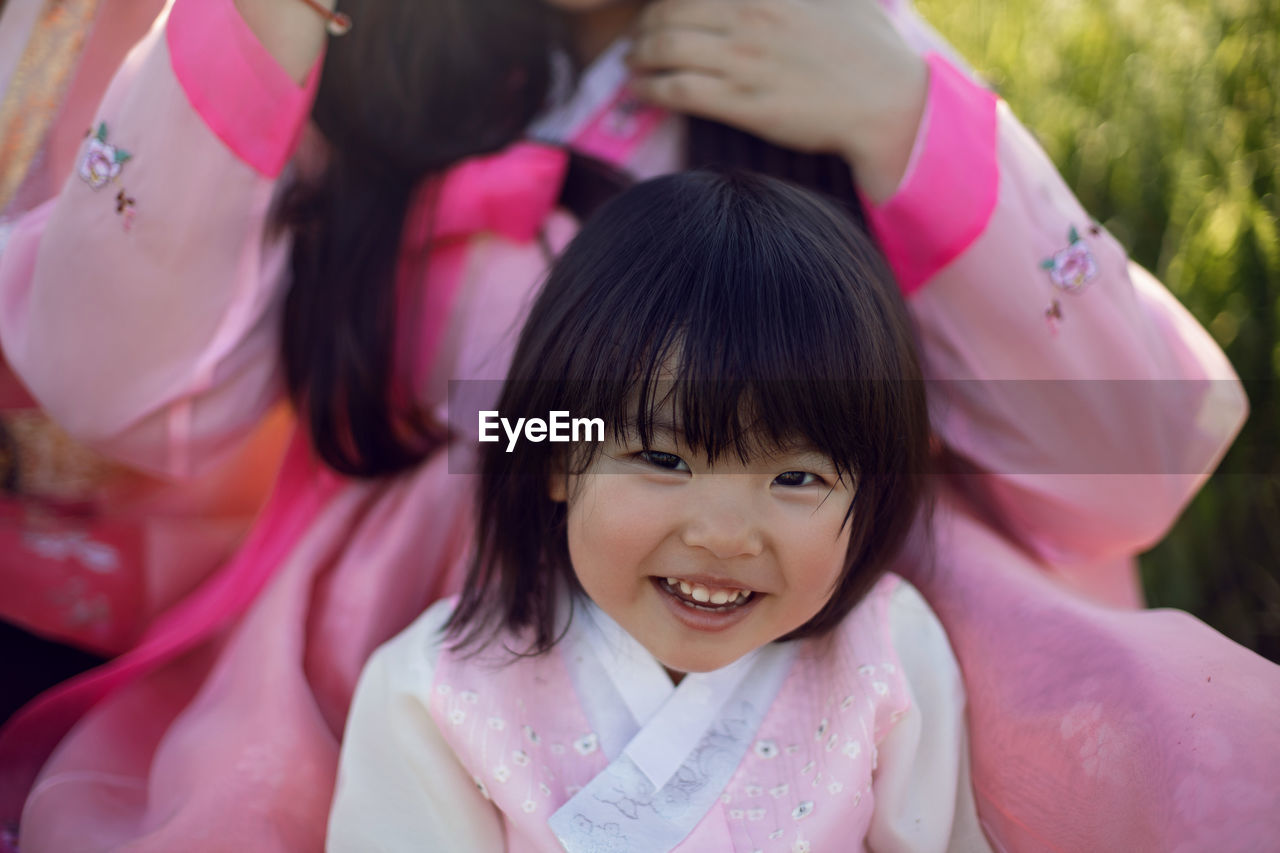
[79,122,132,190]
[1039,225,1101,334]
[1040,226,1099,293]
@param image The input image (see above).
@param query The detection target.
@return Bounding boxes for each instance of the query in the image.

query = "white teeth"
[663,578,754,607]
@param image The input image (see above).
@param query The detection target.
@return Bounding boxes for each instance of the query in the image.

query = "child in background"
[330,169,981,852]
[0,0,1270,848]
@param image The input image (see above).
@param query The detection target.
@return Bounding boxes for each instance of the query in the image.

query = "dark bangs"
[447,170,931,655]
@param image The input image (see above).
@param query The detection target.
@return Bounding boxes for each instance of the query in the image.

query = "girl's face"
[552,426,855,677]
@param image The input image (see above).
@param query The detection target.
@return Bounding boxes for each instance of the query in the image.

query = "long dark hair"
[274,0,571,477]
[447,170,929,655]
[274,3,870,478]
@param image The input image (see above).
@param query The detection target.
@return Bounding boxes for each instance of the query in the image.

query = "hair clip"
[295,0,352,36]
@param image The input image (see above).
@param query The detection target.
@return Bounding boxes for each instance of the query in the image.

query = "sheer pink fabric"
[0,0,277,655]
[902,498,1280,851]
[0,141,570,844]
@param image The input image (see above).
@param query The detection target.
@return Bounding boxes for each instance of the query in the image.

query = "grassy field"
[914,0,1280,660]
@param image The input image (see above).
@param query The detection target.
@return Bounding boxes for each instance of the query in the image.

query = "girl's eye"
[638,450,688,471]
[774,470,821,487]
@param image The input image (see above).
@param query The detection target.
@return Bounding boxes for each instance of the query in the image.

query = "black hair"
[447,169,930,655]
[273,0,626,477]
[271,2,872,480]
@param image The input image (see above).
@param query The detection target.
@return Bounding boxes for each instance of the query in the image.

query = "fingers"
[627,71,755,125]
[630,0,781,87]
[628,27,740,77]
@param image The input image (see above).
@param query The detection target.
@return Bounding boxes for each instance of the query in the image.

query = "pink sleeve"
[0,0,318,479]
[862,45,1246,566]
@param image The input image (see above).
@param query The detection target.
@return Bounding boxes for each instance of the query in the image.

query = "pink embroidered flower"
[1041,226,1099,292]
[79,139,122,188]
[78,124,132,190]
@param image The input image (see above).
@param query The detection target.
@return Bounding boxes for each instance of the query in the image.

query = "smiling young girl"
[1,0,1271,849]
[328,169,983,852]
[330,169,1280,852]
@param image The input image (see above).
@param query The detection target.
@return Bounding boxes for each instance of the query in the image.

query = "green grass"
[915,0,1280,660]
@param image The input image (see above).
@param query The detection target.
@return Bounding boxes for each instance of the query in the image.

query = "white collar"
[564,596,783,787]
[528,37,634,145]
[554,596,797,852]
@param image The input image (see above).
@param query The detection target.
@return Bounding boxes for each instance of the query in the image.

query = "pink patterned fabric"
[430,580,910,852]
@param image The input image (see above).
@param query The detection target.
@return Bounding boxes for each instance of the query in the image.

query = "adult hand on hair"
[626,0,928,203]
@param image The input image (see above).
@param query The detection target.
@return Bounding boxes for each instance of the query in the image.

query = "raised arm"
[859,24,1246,567]
[627,0,1246,567]
[0,0,326,479]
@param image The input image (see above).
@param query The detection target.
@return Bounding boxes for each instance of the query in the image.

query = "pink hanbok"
[0,0,287,657]
[331,579,986,852]
[0,0,1275,849]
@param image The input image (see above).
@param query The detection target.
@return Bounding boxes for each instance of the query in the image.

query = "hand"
[234,0,333,83]
[626,0,928,202]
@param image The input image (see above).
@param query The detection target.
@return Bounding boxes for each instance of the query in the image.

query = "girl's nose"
[679,482,764,559]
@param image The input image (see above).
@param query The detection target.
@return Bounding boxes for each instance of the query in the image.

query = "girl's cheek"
[572,476,667,547]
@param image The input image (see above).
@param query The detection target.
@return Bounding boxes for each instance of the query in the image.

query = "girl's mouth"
[655,576,755,611]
